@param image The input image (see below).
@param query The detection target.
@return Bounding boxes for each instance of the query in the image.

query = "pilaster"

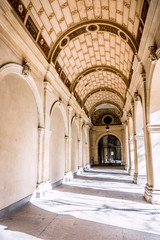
[78,117,83,169]
[144,124,160,203]
[67,105,73,172]
[37,127,45,184]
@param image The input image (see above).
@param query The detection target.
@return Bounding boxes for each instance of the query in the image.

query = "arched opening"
[98,134,121,165]
[0,73,38,210]
[49,107,65,184]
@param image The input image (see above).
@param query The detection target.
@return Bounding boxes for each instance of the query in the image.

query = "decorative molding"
[22,62,31,76]
[134,91,141,102]
[148,45,158,61]
[43,80,53,93]
[127,110,132,118]
[67,105,73,112]
[156,48,160,59]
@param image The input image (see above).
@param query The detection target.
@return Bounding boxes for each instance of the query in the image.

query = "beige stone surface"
[0,74,38,210]
[1,167,160,240]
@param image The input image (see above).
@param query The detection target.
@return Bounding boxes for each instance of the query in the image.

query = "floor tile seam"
[37,214,58,238]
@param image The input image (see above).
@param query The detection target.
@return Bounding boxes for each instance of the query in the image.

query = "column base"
[33,181,52,199]
[77,167,83,175]
[84,164,91,170]
[134,173,147,185]
[63,171,73,182]
[144,184,160,204]
[125,164,129,171]
[128,168,134,176]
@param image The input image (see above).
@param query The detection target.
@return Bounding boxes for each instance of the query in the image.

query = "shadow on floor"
[57,184,146,203]
[0,203,160,240]
[75,175,133,184]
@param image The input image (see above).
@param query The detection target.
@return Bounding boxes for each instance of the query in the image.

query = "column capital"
[148,45,158,61]
[38,127,45,132]
[134,91,141,102]
[127,110,132,118]
[43,81,53,93]
[67,105,73,112]
[65,135,69,141]
[141,72,146,82]
[22,62,31,76]
[131,98,134,107]
[156,47,160,59]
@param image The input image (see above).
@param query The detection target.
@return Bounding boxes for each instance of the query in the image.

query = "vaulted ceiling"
[8,0,150,125]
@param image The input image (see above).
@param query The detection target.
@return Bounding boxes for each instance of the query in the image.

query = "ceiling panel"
[8,0,150,124]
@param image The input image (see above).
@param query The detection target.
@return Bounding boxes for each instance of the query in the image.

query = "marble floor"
[1,166,160,240]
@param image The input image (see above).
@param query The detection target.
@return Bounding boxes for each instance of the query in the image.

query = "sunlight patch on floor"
[31,169,160,236]
[0,224,42,240]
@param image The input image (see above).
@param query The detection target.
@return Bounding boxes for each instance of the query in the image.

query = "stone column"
[127,113,134,176]
[43,130,52,181]
[131,100,138,183]
[65,135,69,173]
[90,129,94,164]
[121,122,126,166]
[85,124,90,168]
[144,125,160,203]
[124,122,129,170]
[37,127,45,184]
[67,105,73,172]
[43,81,53,182]
[91,128,98,165]
[78,118,83,169]
[135,135,147,185]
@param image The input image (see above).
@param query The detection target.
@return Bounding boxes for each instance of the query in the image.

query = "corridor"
[1,167,160,240]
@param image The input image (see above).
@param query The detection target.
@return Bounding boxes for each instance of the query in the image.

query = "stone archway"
[98,134,121,165]
[49,106,66,184]
[0,72,39,210]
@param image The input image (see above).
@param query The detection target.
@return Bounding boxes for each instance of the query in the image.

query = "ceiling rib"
[88,100,123,117]
[71,65,129,93]
[81,87,125,108]
[50,20,138,64]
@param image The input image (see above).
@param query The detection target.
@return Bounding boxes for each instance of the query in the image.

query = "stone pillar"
[131,100,138,183]
[67,105,73,172]
[134,135,147,185]
[43,130,52,181]
[124,122,129,170]
[144,125,160,204]
[43,81,53,181]
[121,123,125,166]
[136,71,154,201]
[127,114,134,176]
[65,135,69,173]
[91,129,99,165]
[78,118,83,169]
[37,127,45,184]
[85,124,90,168]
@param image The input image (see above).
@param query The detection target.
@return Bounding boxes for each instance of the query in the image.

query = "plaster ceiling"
[8,0,150,124]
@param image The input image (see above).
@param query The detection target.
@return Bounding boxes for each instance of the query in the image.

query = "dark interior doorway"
[98,134,121,165]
